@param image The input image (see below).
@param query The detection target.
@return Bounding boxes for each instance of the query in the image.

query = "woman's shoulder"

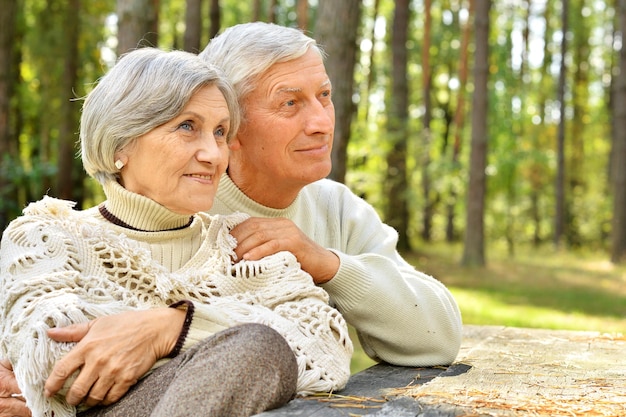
[22,195,78,216]
[3,196,100,239]
[196,211,249,229]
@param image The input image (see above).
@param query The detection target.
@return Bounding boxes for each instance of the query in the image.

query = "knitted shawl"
[0,196,353,417]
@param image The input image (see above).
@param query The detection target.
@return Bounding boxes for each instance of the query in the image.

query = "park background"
[0,0,624,373]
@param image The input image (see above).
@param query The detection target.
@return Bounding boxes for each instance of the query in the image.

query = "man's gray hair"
[199,22,325,108]
[80,47,240,184]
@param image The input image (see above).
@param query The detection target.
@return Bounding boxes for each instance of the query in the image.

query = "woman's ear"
[114,153,129,169]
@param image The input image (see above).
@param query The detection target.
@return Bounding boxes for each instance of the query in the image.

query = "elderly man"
[201,22,462,367]
[0,22,462,417]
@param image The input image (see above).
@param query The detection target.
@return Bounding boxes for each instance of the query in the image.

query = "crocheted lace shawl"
[0,197,353,417]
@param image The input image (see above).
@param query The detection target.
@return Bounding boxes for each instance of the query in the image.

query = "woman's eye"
[215,126,226,137]
[179,121,193,131]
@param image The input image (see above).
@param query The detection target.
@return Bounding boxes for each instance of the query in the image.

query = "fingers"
[43,323,90,398]
[0,361,29,416]
[230,217,294,260]
[46,322,90,343]
[0,363,21,397]
[0,396,31,417]
[229,217,339,283]
[86,377,136,407]
[44,358,81,399]
[0,360,12,372]
[57,359,138,407]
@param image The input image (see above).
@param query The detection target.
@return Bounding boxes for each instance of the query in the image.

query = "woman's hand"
[0,360,31,417]
[44,308,185,407]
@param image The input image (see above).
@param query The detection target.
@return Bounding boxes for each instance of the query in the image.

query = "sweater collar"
[216,174,301,218]
[101,181,194,232]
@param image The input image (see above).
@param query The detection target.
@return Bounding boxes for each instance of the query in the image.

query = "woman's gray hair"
[81,47,240,184]
[199,22,325,111]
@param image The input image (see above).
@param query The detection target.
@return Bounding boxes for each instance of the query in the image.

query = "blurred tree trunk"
[0,0,15,158]
[420,0,434,242]
[56,0,82,204]
[268,0,277,23]
[554,0,568,249]
[566,0,590,248]
[315,0,361,184]
[611,0,626,263]
[384,0,411,251]
[297,0,308,31]
[503,0,531,258]
[209,0,220,39]
[446,1,474,243]
[252,0,261,21]
[461,0,491,267]
[184,0,202,52]
[362,0,380,121]
[530,1,555,247]
[0,0,21,231]
[117,0,159,55]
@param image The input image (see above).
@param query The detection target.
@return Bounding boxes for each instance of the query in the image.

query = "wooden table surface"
[257,325,626,416]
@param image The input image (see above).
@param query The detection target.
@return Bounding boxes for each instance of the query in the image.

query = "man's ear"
[228,135,242,151]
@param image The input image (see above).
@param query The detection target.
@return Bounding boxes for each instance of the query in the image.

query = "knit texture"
[0,185,352,417]
[212,174,463,366]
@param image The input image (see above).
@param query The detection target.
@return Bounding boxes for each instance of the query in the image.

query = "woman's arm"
[44,308,185,407]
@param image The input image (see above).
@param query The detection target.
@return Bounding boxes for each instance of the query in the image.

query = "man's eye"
[285,100,296,107]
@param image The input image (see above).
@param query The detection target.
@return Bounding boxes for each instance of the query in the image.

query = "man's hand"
[45,308,185,407]
[0,359,31,417]
[230,217,339,284]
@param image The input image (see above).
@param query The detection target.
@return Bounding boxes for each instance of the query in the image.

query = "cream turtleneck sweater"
[0,181,352,417]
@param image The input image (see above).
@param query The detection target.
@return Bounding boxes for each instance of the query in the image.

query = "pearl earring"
[115,160,125,170]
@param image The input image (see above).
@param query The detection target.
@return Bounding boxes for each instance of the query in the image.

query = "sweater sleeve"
[176,302,233,353]
[319,186,463,367]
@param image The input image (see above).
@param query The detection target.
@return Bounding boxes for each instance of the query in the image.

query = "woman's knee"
[235,323,297,376]
[231,323,298,402]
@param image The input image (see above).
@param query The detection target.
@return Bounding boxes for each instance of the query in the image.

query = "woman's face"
[118,85,231,215]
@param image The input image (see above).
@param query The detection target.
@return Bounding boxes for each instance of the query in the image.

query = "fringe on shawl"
[11,295,133,417]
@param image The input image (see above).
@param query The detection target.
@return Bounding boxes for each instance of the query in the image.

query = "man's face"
[230,48,335,196]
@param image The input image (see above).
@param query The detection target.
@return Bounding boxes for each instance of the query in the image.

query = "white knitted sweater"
[0,182,353,417]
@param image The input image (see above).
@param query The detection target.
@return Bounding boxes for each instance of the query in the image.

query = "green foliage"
[0,153,57,220]
[1,0,622,261]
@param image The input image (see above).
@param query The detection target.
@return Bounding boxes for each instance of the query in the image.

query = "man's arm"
[225,180,463,366]
[318,186,462,366]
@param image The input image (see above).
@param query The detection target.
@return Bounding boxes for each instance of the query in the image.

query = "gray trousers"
[78,323,298,417]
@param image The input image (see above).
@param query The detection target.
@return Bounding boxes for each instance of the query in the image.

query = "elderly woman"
[0,48,352,417]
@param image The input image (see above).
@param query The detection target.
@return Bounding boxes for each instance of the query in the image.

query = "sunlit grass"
[349,242,626,374]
